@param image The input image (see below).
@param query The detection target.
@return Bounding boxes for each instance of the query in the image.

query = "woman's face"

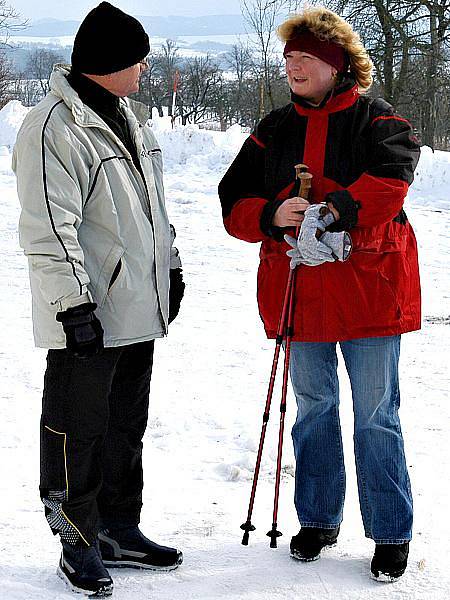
[285,51,337,104]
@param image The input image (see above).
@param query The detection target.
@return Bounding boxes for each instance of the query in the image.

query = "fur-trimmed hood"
[278,7,373,91]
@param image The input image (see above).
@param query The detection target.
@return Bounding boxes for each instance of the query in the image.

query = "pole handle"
[294,163,312,201]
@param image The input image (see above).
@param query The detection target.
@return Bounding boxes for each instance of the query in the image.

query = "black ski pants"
[40,340,155,546]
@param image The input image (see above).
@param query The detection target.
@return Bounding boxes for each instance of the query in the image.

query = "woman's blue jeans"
[289,335,412,543]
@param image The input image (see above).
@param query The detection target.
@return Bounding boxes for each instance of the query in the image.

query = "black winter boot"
[371,542,409,582]
[98,526,183,571]
[290,526,340,562]
[57,540,113,597]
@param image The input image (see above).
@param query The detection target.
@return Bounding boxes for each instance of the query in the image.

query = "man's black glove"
[169,268,185,324]
[56,302,104,359]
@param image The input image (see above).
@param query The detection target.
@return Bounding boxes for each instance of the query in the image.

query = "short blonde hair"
[278,7,373,91]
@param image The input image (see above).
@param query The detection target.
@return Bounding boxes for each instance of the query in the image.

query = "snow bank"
[0,101,29,150]
[408,146,450,209]
[151,117,246,175]
[1,100,449,212]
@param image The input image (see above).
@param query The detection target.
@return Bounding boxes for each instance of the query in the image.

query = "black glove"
[324,190,361,232]
[56,302,104,359]
[169,268,185,324]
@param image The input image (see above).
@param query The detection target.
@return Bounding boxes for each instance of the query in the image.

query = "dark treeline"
[132,39,291,130]
[1,0,450,149]
[320,0,450,150]
[138,0,450,150]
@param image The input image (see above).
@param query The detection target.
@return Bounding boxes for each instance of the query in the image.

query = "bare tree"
[25,48,65,96]
[241,0,301,116]
[224,42,255,123]
[226,41,254,86]
[323,0,415,105]
[414,0,450,146]
[133,40,181,117]
[177,55,222,125]
[0,0,27,48]
[209,77,238,130]
[0,1,28,107]
[133,50,165,115]
[157,39,181,116]
[8,71,41,107]
[0,51,12,107]
[318,0,450,146]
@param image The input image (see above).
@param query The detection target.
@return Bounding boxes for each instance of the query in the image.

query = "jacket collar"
[67,69,120,117]
[49,64,150,127]
[291,75,359,116]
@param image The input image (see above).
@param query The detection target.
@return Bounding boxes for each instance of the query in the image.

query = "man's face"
[89,58,148,97]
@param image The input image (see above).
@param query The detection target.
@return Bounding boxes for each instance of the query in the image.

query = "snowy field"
[8,33,258,47]
[8,33,260,59]
[8,32,285,61]
[0,103,449,599]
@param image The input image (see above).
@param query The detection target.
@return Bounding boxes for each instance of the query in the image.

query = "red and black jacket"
[218,78,421,342]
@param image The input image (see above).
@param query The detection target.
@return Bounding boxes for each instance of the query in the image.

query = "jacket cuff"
[325,190,361,232]
[260,199,285,241]
[56,290,92,312]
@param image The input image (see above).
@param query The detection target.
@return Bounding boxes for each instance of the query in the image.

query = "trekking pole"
[240,265,295,545]
[267,164,312,548]
[241,164,312,546]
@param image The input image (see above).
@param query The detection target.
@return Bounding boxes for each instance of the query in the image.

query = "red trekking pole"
[241,164,312,547]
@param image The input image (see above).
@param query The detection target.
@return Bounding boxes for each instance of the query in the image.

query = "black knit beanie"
[71,2,150,75]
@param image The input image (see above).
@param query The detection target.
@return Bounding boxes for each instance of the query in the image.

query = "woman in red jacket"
[219,8,420,582]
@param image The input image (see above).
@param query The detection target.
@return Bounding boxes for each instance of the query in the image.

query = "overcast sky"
[11,0,242,22]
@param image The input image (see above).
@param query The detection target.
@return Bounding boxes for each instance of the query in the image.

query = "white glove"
[284,234,334,268]
[285,235,305,269]
[301,202,336,230]
[320,231,352,262]
[294,203,335,266]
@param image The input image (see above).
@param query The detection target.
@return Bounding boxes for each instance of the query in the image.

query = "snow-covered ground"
[0,105,448,599]
[8,33,253,59]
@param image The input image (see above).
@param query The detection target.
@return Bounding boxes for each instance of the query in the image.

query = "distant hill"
[19,18,80,37]
[16,14,246,38]
[5,14,245,74]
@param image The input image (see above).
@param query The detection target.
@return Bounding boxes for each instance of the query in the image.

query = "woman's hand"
[272,197,310,227]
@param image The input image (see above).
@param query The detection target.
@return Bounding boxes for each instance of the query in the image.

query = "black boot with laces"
[371,542,409,582]
[58,539,113,597]
[290,526,340,562]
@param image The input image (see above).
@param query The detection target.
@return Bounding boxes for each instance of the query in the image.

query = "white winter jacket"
[13,65,172,348]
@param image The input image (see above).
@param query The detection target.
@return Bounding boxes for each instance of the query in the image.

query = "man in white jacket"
[12,3,184,596]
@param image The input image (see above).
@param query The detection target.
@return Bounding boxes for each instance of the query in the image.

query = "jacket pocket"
[351,221,408,254]
[107,258,123,292]
[92,244,126,308]
[350,251,403,324]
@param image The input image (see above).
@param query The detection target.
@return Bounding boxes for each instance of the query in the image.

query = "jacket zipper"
[130,139,167,334]
[128,117,166,333]
[78,111,167,333]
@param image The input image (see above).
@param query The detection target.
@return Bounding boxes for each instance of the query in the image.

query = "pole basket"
[240,521,256,546]
[267,525,283,548]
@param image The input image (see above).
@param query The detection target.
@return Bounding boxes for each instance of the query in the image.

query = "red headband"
[283,31,349,73]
